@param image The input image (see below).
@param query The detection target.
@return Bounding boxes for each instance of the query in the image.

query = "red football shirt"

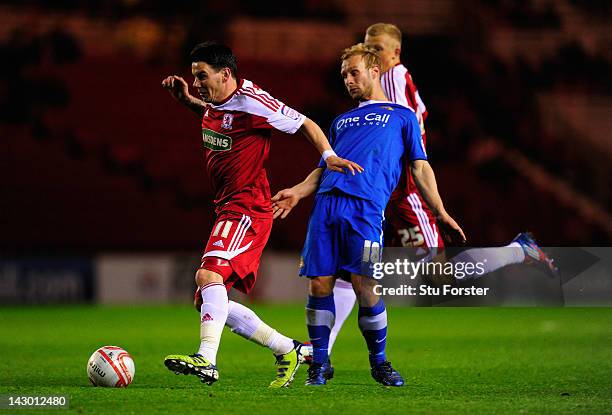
[381,63,429,202]
[200,79,306,218]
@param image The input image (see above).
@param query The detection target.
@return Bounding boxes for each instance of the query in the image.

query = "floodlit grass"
[1,305,611,414]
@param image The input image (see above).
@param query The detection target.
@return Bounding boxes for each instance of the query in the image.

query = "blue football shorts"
[299,191,384,279]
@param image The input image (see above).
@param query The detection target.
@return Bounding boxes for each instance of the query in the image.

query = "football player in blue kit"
[272,43,465,386]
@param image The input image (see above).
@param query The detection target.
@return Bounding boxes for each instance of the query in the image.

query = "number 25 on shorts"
[398,226,424,247]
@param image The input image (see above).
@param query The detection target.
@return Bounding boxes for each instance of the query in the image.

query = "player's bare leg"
[352,273,404,387]
[305,276,336,385]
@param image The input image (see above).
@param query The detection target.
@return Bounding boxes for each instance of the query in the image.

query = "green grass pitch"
[1,305,611,414]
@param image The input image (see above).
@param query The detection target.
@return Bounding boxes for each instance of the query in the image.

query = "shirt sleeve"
[403,112,428,161]
[240,87,306,134]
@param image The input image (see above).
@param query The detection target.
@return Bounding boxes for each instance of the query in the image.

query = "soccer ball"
[87,346,135,387]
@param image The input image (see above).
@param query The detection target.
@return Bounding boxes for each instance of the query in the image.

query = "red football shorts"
[385,191,445,249]
[199,211,272,294]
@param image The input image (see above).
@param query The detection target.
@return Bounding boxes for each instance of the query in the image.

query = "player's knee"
[309,277,334,297]
[353,275,379,306]
[351,283,363,298]
[195,268,224,287]
[359,290,379,307]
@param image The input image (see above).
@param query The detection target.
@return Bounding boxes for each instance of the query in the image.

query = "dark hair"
[189,41,237,78]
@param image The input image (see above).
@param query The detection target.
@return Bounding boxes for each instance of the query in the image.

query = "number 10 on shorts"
[362,240,382,264]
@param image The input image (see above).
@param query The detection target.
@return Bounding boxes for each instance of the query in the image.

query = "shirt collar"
[209,78,245,108]
[358,100,394,108]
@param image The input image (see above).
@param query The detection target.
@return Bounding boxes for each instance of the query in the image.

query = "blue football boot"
[322,359,334,380]
[305,363,327,386]
[300,343,333,379]
[371,361,404,387]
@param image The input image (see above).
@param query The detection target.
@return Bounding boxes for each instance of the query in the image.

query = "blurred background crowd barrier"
[1,0,610,304]
[1,248,610,305]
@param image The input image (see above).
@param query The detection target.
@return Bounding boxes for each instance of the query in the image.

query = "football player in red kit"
[161,41,362,387]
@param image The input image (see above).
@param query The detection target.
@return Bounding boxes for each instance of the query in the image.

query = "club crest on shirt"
[221,113,234,130]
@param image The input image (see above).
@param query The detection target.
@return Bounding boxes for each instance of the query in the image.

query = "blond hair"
[366,23,402,45]
[340,43,381,69]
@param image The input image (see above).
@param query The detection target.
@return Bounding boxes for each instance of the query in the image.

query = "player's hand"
[325,155,364,175]
[161,75,190,102]
[271,188,300,219]
[437,212,466,244]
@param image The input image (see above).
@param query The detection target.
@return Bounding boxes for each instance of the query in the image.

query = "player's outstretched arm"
[298,118,364,175]
[410,159,466,244]
[161,75,205,117]
[271,168,323,219]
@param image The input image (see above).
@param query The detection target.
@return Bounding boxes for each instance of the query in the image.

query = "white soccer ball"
[87,346,135,387]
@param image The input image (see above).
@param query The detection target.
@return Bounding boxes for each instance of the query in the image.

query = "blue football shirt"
[317,100,427,210]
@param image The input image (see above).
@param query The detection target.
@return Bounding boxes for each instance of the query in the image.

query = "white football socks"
[197,283,229,365]
[328,279,356,354]
[225,300,294,355]
[450,242,525,280]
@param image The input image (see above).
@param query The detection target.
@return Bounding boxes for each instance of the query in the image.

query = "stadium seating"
[2,0,610,252]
